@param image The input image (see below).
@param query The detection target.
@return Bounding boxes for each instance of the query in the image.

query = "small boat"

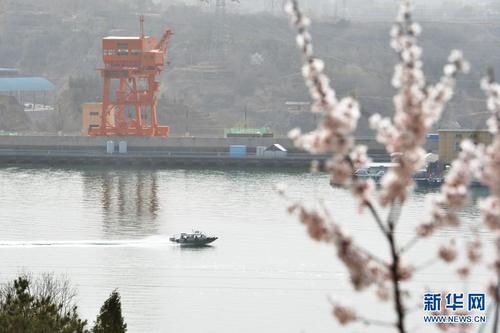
[354,167,386,183]
[413,169,443,187]
[350,163,397,184]
[169,231,218,246]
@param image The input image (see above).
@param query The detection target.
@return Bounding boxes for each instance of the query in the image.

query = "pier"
[0,135,428,168]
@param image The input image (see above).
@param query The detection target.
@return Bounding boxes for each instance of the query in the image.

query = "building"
[81,103,115,135]
[263,144,288,158]
[438,129,492,165]
[0,75,56,131]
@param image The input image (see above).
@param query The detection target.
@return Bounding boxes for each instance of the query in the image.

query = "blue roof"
[0,77,55,92]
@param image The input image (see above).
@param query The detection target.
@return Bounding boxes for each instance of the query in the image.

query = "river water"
[0,166,494,332]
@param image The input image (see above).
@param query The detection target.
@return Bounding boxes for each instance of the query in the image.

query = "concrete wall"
[0,135,294,149]
[0,135,436,158]
[0,135,389,149]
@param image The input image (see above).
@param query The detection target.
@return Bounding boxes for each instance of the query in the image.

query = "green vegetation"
[0,275,87,333]
[0,274,126,333]
[92,291,127,333]
[224,127,274,138]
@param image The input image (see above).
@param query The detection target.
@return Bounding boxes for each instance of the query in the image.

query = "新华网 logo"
[423,292,487,324]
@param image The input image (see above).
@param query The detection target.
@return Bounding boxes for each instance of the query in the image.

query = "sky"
[151,0,497,19]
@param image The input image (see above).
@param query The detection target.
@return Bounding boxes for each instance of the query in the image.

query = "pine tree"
[0,276,88,333]
[92,290,127,333]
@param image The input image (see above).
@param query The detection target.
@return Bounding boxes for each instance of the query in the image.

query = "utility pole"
[244,105,247,129]
[209,0,228,64]
[185,108,189,136]
[202,0,240,64]
[140,15,144,39]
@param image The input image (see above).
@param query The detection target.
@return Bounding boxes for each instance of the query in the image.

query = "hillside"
[0,0,499,135]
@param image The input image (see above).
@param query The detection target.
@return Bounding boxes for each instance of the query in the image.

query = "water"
[0,166,493,332]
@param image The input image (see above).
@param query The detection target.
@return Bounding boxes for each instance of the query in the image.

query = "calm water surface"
[0,166,493,332]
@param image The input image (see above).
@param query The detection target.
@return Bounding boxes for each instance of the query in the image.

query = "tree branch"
[387,200,402,228]
[493,273,500,333]
[387,207,407,333]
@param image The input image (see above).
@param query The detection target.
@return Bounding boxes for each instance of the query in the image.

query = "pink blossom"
[467,238,482,263]
[334,232,376,290]
[416,222,436,237]
[476,76,500,235]
[479,197,500,230]
[371,0,468,206]
[457,267,470,279]
[349,145,371,171]
[333,305,356,325]
[438,240,458,263]
[326,156,353,186]
[376,284,391,301]
[286,0,368,192]
[431,140,478,225]
[352,179,376,212]
[397,263,414,281]
[288,200,386,293]
[288,204,331,242]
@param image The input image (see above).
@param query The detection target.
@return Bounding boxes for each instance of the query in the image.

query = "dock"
[0,135,412,168]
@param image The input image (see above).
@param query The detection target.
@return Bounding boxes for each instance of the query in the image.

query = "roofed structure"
[0,77,55,92]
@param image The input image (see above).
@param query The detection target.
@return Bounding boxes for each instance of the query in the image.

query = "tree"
[0,275,88,333]
[92,290,127,333]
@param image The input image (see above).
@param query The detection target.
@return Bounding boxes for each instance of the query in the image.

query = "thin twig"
[318,200,389,267]
[414,257,439,273]
[398,234,422,255]
[353,244,390,268]
[366,201,390,238]
[356,316,396,328]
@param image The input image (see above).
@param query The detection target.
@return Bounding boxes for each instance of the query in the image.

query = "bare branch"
[414,257,439,273]
[366,201,389,238]
[398,234,422,255]
[356,316,396,328]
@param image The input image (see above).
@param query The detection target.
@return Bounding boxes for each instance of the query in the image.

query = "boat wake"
[0,236,172,248]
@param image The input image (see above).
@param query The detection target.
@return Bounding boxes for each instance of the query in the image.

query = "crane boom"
[155,29,174,54]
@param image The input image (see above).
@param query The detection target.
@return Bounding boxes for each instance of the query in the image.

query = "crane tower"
[89,17,173,137]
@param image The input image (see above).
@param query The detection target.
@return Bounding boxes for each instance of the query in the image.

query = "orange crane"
[89,16,173,137]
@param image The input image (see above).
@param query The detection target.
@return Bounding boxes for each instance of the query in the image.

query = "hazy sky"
[152,0,496,18]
